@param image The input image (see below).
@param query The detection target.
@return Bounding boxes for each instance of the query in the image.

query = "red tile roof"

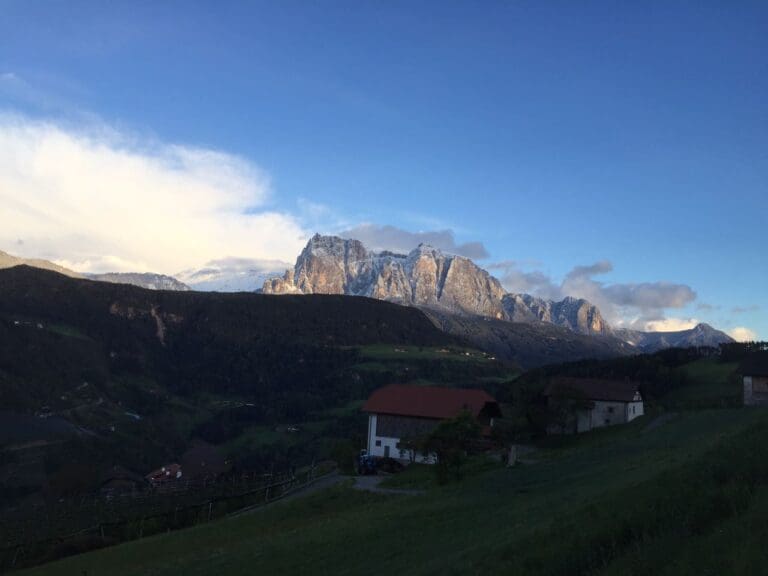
[145,463,182,483]
[362,384,499,420]
[544,378,641,403]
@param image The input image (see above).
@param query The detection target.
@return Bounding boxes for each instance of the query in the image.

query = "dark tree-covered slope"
[0,265,459,410]
[423,308,633,369]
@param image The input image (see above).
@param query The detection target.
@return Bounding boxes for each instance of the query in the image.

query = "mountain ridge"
[263,234,610,335]
[88,272,191,291]
[262,234,733,354]
[614,322,734,352]
[0,249,84,278]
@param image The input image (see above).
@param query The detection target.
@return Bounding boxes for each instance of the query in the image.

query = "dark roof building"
[741,353,768,377]
[543,377,644,434]
[362,384,501,420]
[544,377,642,403]
[741,353,768,406]
[145,463,182,485]
[362,384,501,463]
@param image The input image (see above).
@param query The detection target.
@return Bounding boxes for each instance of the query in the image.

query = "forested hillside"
[0,266,514,503]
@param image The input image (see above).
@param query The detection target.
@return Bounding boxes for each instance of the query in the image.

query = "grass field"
[20,406,768,576]
[356,344,494,362]
[661,358,741,409]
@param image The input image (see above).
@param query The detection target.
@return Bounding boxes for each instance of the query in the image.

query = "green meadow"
[21,405,768,576]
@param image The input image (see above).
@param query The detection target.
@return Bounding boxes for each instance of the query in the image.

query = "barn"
[362,384,502,463]
[742,353,768,406]
[544,378,644,434]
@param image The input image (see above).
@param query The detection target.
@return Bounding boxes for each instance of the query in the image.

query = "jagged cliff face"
[263,235,507,318]
[502,294,609,335]
[263,234,609,332]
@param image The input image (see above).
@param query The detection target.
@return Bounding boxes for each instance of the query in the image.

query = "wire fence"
[0,462,336,572]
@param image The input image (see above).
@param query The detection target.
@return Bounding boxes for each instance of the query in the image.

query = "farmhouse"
[544,378,644,434]
[742,353,768,406]
[145,463,182,486]
[362,384,502,463]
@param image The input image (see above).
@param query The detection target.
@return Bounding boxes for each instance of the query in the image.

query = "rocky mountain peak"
[263,234,507,318]
[262,234,607,330]
[502,293,609,335]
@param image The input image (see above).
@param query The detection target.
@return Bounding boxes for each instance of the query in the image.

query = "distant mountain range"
[87,272,191,291]
[613,323,734,352]
[0,249,83,279]
[1,236,734,361]
[176,258,291,292]
[263,234,610,335]
[0,250,191,292]
[262,234,732,355]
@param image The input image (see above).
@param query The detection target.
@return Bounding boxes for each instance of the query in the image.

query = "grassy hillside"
[0,266,515,504]
[19,407,768,576]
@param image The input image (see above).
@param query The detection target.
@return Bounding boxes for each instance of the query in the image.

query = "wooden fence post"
[12,546,22,567]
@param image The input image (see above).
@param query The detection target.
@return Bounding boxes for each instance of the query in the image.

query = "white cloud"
[339,223,489,259]
[492,259,698,330]
[644,317,700,332]
[728,327,758,342]
[0,114,309,274]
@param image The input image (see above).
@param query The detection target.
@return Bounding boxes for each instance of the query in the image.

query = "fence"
[0,462,336,572]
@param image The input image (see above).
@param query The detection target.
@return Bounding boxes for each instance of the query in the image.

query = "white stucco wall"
[589,400,630,429]
[744,375,768,406]
[366,414,436,463]
[626,400,644,422]
[574,398,644,433]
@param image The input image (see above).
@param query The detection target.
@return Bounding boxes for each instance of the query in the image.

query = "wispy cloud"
[0,113,309,274]
[339,223,490,259]
[732,305,760,314]
[645,317,700,332]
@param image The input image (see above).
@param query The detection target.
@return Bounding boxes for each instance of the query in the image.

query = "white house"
[362,384,502,463]
[742,353,768,406]
[544,378,644,434]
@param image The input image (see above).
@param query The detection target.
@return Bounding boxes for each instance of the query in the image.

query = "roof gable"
[544,378,642,403]
[362,384,499,420]
[741,353,768,377]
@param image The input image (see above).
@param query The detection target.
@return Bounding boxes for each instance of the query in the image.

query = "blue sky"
[0,1,765,338]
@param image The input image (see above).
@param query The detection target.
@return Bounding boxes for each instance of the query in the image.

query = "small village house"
[742,353,768,406]
[145,463,182,486]
[362,384,502,463]
[544,378,644,434]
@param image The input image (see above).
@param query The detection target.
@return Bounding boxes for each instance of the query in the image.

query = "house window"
[632,406,636,414]
[604,419,610,425]
[375,440,382,447]
[607,406,615,414]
